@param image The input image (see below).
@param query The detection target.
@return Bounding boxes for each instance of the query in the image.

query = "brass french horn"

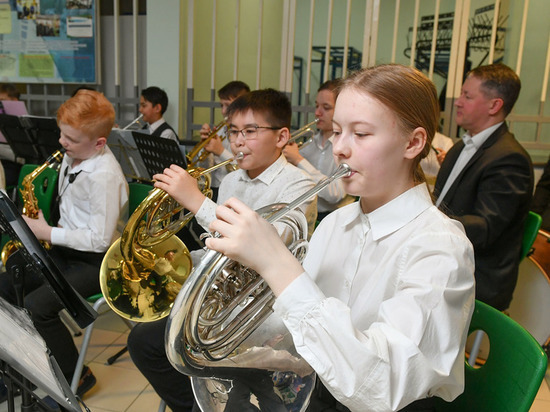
[165,163,351,411]
[99,154,243,322]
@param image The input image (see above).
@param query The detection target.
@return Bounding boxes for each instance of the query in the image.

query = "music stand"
[0,298,83,412]
[108,129,152,181]
[0,114,41,164]
[23,116,62,160]
[132,132,188,177]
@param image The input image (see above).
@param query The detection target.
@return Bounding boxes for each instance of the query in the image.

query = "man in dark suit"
[434,63,533,311]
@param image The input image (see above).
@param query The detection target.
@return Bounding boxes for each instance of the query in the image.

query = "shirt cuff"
[50,227,66,246]
[195,197,218,230]
[273,271,325,328]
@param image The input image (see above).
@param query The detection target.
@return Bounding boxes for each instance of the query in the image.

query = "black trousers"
[306,378,436,412]
[127,317,196,412]
[0,246,103,381]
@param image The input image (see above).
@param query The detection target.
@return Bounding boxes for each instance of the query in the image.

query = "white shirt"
[148,118,179,142]
[51,146,129,252]
[420,132,454,184]
[195,154,317,235]
[435,122,502,206]
[297,132,355,213]
[274,184,475,412]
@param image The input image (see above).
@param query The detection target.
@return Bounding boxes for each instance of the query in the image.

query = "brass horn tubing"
[266,163,351,226]
[197,287,274,353]
[119,187,167,281]
[144,153,243,240]
[186,164,352,358]
[288,118,318,145]
[186,119,227,166]
[197,272,265,328]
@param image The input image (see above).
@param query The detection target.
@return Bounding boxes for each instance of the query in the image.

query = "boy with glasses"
[127,88,317,411]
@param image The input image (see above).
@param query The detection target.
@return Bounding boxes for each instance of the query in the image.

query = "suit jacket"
[434,123,534,310]
[531,154,550,231]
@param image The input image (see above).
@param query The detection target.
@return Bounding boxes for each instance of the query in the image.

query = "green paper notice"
[19,54,55,78]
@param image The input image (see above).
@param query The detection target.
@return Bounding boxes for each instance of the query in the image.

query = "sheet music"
[108,129,151,181]
[0,298,82,411]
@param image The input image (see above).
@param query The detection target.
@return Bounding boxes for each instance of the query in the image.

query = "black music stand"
[23,116,62,160]
[0,191,97,410]
[108,129,151,182]
[0,114,41,164]
[132,132,188,177]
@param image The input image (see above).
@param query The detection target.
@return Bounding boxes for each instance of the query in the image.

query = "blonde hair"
[57,89,115,139]
[341,64,439,184]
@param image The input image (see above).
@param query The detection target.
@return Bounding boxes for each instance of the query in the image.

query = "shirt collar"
[312,131,333,150]
[341,184,433,240]
[462,121,503,150]
[236,154,287,184]
[149,117,165,132]
[66,146,106,174]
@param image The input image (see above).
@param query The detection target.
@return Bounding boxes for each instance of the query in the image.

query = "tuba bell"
[165,163,351,411]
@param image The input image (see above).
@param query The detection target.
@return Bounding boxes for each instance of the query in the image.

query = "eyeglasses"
[227,125,282,143]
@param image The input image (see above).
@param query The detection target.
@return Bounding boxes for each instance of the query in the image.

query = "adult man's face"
[454,75,496,136]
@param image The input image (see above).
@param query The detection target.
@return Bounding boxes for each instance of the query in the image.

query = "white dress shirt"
[435,122,502,206]
[420,132,454,185]
[51,145,129,252]
[148,118,179,142]
[274,184,475,412]
[297,132,355,213]
[195,154,317,235]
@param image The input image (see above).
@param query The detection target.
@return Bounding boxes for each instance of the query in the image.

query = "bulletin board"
[0,0,98,83]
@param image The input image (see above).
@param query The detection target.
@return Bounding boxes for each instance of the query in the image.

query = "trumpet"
[186,118,228,167]
[98,152,244,322]
[122,114,144,131]
[287,118,318,148]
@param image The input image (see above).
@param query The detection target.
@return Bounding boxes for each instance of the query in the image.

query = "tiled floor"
[1,306,550,412]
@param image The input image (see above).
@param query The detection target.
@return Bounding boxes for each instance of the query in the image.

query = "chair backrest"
[17,163,59,224]
[128,182,153,215]
[434,300,547,411]
[521,211,542,260]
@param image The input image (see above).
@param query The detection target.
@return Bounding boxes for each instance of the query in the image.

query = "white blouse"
[274,183,475,412]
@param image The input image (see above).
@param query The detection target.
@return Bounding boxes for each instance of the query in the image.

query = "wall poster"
[0,0,97,83]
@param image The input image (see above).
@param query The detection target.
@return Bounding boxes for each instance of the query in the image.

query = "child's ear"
[153,103,162,114]
[96,137,107,150]
[275,127,290,148]
[404,127,426,159]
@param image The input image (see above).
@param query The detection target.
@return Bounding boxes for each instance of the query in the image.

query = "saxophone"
[1,149,65,265]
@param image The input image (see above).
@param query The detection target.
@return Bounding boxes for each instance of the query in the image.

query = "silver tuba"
[166,163,351,411]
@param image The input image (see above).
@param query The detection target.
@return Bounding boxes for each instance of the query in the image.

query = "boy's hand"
[206,197,304,296]
[204,135,225,156]
[23,210,52,242]
[153,165,206,214]
[282,142,304,166]
[200,123,212,139]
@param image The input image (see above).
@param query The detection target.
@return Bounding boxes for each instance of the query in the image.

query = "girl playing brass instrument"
[206,65,475,412]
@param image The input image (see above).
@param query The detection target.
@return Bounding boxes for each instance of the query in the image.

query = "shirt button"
[345,280,351,288]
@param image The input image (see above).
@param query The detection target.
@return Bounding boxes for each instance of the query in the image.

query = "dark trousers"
[0,246,103,381]
[306,378,436,412]
[127,318,196,412]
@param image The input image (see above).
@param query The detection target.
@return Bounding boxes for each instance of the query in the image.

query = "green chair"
[0,164,59,252]
[128,181,154,214]
[521,211,542,260]
[434,300,547,412]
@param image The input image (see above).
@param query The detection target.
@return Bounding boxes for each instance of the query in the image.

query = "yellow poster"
[0,4,12,34]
